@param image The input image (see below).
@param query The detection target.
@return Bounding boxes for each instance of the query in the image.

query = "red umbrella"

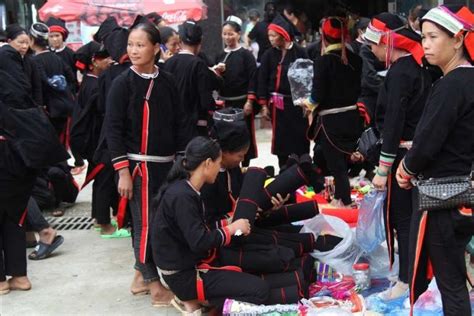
[39,0,207,26]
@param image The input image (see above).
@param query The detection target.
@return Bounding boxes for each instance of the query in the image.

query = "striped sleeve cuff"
[379,151,396,167]
[112,156,129,171]
[402,159,416,176]
[218,226,232,246]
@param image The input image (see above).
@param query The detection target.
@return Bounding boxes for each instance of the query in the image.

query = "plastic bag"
[356,190,386,253]
[302,215,359,275]
[413,279,443,315]
[287,58,313,106]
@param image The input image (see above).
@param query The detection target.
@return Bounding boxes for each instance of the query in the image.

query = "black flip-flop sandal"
[28,235,64,260]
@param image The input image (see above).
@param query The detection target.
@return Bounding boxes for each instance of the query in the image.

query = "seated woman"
[151,136,269,315]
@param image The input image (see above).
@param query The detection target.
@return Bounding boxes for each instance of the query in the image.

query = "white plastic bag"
[287,58,313,106]
[302,215,359,275]
[356,190,386,253]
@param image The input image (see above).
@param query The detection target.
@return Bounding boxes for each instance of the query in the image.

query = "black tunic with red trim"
[152,179,232,271]
[105,67,191,171]
[257,44,309,156]
[307,49,363,153]
[375,56,431,158]
[201,167,243,227]
[216,47,259,160]
[164,53,217,136]
[402,66,474,305]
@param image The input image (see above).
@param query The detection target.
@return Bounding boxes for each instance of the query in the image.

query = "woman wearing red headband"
[365,13,432,301]
[396,5,474,315]
[257,13,309,168]
[305,16,363,208]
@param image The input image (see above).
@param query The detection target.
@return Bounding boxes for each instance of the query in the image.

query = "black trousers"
[317,134,351,205]
[385,168,413,283]
[163,269,269,309]
[26,197,50,232]
[411,210,471,316]
[91,162,118,225]
[0,211,27,281]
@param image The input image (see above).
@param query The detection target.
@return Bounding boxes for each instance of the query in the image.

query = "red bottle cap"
[353,263,370,271]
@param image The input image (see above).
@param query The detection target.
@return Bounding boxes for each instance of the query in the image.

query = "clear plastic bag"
[287,58,313,106]
[413,279,443,315]
[356,190,386,253]
[302,215,359,275]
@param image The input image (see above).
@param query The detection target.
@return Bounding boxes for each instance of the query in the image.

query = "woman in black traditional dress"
[304,16,362,208]
[214,16,258,167]
[396,5,474,315]
[257,13,309,168]
[366,13,431,300]
[106,20,189,306]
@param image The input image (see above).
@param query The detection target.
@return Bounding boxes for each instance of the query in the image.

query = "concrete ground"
[1,129,277,316]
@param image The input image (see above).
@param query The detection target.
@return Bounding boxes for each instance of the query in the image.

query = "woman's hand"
[271,193,290,211]
[162,50,173,61]
[396,160,414,190]
[228,218,251,236]
[118,168,133,200]
[243,102,253,116]
[261,105,271,121]
[350,151,365,163]
[372,173,388,190]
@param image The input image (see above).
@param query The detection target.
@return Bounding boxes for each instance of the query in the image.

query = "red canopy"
[39,0,207,26]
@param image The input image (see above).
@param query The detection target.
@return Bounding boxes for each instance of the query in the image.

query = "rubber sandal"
[131,288,150,296]
[0,283,9,295]
[170,298,186,312]
[52,209,65,217]
[28,235,64,260]
[7,279,31,291]
[100,228,131,239]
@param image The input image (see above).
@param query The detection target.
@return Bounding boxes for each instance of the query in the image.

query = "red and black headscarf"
[321,17,349,64]
[267,13,293,42]
[45,17,69,41]
[365,13,424,67]
[421,5,474,62]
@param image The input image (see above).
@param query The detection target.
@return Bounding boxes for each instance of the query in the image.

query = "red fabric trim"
[459,207,473,216]
[237,198,259,207]
[263,188,272,199]
[271,103,276,154]
[371,18,387,31]
[141,102,150,154]
[81,163,105,190]
[296,166,310,185]
[386,173,394,271]
[250,112,258,158]
[410,211,428,316]
[197,276,206,301]
[119,54,129,64]
[19,208,28,226]
[382,33,424,65]
[357,102,371,125]
[257,98,268,106]
[71,177,80,191]
[75,60,86,71]
[49,25,67,39]
[117,197,128,229]
[113,160,129,171]
[222,226,232,246]
[322,19,346,39]
[281,288,286,304]
[464,32,474,61]
[197,263,242,273]
[247,94,256,101]
[201,248,217,264]
[294,271,304,298]
[139,163,149,263]
[65,117,71,150]
[268,24,291,42]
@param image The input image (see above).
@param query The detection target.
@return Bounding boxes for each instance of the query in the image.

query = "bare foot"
[100,224,116,235]
[381,281,408,300]
[150,280,174,306]
[0,281,10,295]
[8,276,32,291]
[39,227,56,245]
[130,270,149,295]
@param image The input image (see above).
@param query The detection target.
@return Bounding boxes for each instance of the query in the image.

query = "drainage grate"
[45,216,94,231]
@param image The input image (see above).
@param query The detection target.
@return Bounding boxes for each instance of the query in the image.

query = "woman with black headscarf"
[164,20,217,138]
[0,24,42,107]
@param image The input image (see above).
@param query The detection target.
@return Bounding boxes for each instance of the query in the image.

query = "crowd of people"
[0,2,473,315]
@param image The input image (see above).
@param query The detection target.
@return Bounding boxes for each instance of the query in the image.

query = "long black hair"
[154,137,221,205]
